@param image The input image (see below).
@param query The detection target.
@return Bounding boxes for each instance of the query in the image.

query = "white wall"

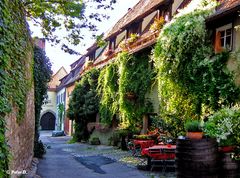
[41,91,57,114]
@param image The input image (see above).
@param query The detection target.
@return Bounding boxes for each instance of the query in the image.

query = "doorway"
[40,112,56,130]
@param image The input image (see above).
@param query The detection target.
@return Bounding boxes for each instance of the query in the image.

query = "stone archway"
[40,112,56,130]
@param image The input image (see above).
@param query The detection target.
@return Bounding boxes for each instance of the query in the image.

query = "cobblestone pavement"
[36,131,176,178]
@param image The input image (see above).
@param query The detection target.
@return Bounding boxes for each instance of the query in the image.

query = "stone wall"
[5,88,35,177]
[1,2,35,176]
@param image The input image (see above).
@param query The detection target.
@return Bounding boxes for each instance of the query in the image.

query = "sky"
[30,0,139,73]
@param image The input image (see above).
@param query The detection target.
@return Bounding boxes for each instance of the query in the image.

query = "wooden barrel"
[176,138,219,178]
[219,152,240,178]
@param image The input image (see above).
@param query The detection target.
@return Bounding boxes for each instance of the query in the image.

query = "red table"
[141,144,176,159]
[133,139,155,150]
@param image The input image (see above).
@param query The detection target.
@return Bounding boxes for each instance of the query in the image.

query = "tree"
[21,0,116,54]
[33,45,52,157]
[67,68,99,141]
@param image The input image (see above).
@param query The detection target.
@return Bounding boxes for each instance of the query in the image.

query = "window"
[63,92,66,103]
[127,21,142,38]
[216,23,232,51]
[89,53,95,61]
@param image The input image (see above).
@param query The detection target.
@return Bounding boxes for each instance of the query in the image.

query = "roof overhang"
[206,2,240,22]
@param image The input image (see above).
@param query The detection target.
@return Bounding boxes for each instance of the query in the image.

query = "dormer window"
[127,21,142,38]
[89,53,95,61]
[215,23,232,52]
[109,39,116,50]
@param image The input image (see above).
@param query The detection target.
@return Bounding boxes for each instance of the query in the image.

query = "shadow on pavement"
[74,155,115,174]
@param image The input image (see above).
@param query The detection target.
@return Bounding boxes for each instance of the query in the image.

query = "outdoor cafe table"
[133,139,155,150]
[141,144,176,164]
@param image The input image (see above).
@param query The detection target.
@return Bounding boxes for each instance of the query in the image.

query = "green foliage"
[117,52,153,128]
[33,45,52,158]
[204,107,240,146]
[98,52,154,128]
[57,103,65,130]
[127,33,139,43]
[67,137,77,144]
[33,46,52,138]
[33,140,46,158]
[96,34,107,47]
[67,68,99,141]
[0,1,34,176]
[1,1,33,122]
[89,137,101,145]
[133,134,155,140]
[23,0,116,54]
[0,119,9,178]
[150,115,185,137]
[97,62,119,124]
[184,120,202,132]
[153,0,240,132]
[108,131,121,146]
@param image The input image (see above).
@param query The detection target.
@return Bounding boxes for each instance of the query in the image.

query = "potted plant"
[204,108,240,177]
[85,60,93,68]
[184,120,203,139]
[119,40,127,51]
[204,107,240,152]
[127,33,139,45]
[150,16,165,32]
[119,33,139,51]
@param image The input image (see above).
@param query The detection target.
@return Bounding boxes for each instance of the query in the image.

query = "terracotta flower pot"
[186,132,203,139]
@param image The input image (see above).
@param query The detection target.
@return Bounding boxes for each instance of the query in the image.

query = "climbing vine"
[0,0,33,176]
[97,52,154,128]
[97,62,119,124]
[117,52,153,128]
[153,0,240,134]
[67,68,100,141]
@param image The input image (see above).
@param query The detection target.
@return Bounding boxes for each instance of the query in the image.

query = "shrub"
[34,140,46,158]
[204,107,240,146]
[89,137,101,145]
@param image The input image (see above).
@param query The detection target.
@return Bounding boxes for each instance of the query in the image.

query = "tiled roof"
[105,0,171,39]
[208,0,240,20]
[56,56,86,91]
[177,0,191,10]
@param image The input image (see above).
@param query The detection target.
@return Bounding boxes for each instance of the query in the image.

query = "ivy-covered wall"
[0,0,34,176]
[153,0,240,137]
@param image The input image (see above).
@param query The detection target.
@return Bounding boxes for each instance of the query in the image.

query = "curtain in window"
[214,31,222,53]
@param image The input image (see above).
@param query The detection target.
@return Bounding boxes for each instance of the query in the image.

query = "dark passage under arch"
[40,112,56,130]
